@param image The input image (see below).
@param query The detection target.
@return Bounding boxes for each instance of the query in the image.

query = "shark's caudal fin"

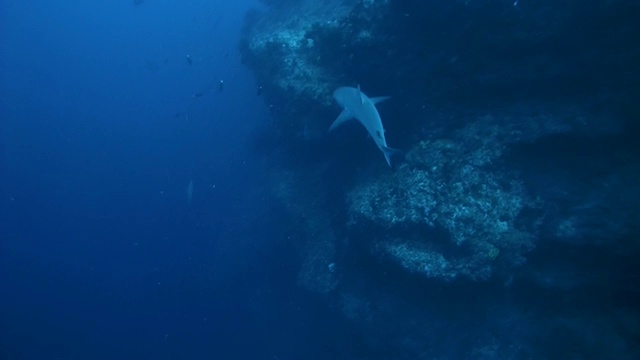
[329,109,354,131]
[381,145,400,167]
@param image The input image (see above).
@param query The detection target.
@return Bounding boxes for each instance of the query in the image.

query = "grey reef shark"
[330,86,398,166]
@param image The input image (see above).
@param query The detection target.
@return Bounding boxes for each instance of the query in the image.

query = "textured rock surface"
[348,118,538,280]
[241,0,640,358]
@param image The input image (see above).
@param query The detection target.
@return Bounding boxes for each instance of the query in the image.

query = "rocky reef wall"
[241,0,640,358]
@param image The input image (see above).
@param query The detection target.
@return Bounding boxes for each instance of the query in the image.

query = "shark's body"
[330,86,396,166]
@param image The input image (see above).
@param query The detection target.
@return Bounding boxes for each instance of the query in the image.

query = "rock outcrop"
[241,0,640,358]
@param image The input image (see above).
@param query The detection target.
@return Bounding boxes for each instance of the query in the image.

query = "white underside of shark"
[330,86,397,166]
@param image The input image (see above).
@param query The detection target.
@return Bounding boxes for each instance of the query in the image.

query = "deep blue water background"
[0,1,355,359]
[4,1,639,359]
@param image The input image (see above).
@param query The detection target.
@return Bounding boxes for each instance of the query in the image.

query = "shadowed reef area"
[241,1,640,358]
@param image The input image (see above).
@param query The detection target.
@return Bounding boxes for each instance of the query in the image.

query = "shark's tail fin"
[381,145,401,167]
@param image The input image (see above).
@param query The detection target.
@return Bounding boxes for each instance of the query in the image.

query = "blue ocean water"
[2,1,640,359]
[0,1,330,359]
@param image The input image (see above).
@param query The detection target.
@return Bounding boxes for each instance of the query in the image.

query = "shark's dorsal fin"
[329,109,354,131]
[357,84,365,105]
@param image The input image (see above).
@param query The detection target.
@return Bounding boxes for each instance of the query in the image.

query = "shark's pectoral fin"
[329,109,354,131]
[370,96,391,105]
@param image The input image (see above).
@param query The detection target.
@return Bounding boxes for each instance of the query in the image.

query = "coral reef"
[349,118,538,280]
[269,164,340,294]
[241,0,640,358]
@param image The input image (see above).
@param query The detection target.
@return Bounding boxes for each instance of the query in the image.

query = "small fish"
[187,180,194,204]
